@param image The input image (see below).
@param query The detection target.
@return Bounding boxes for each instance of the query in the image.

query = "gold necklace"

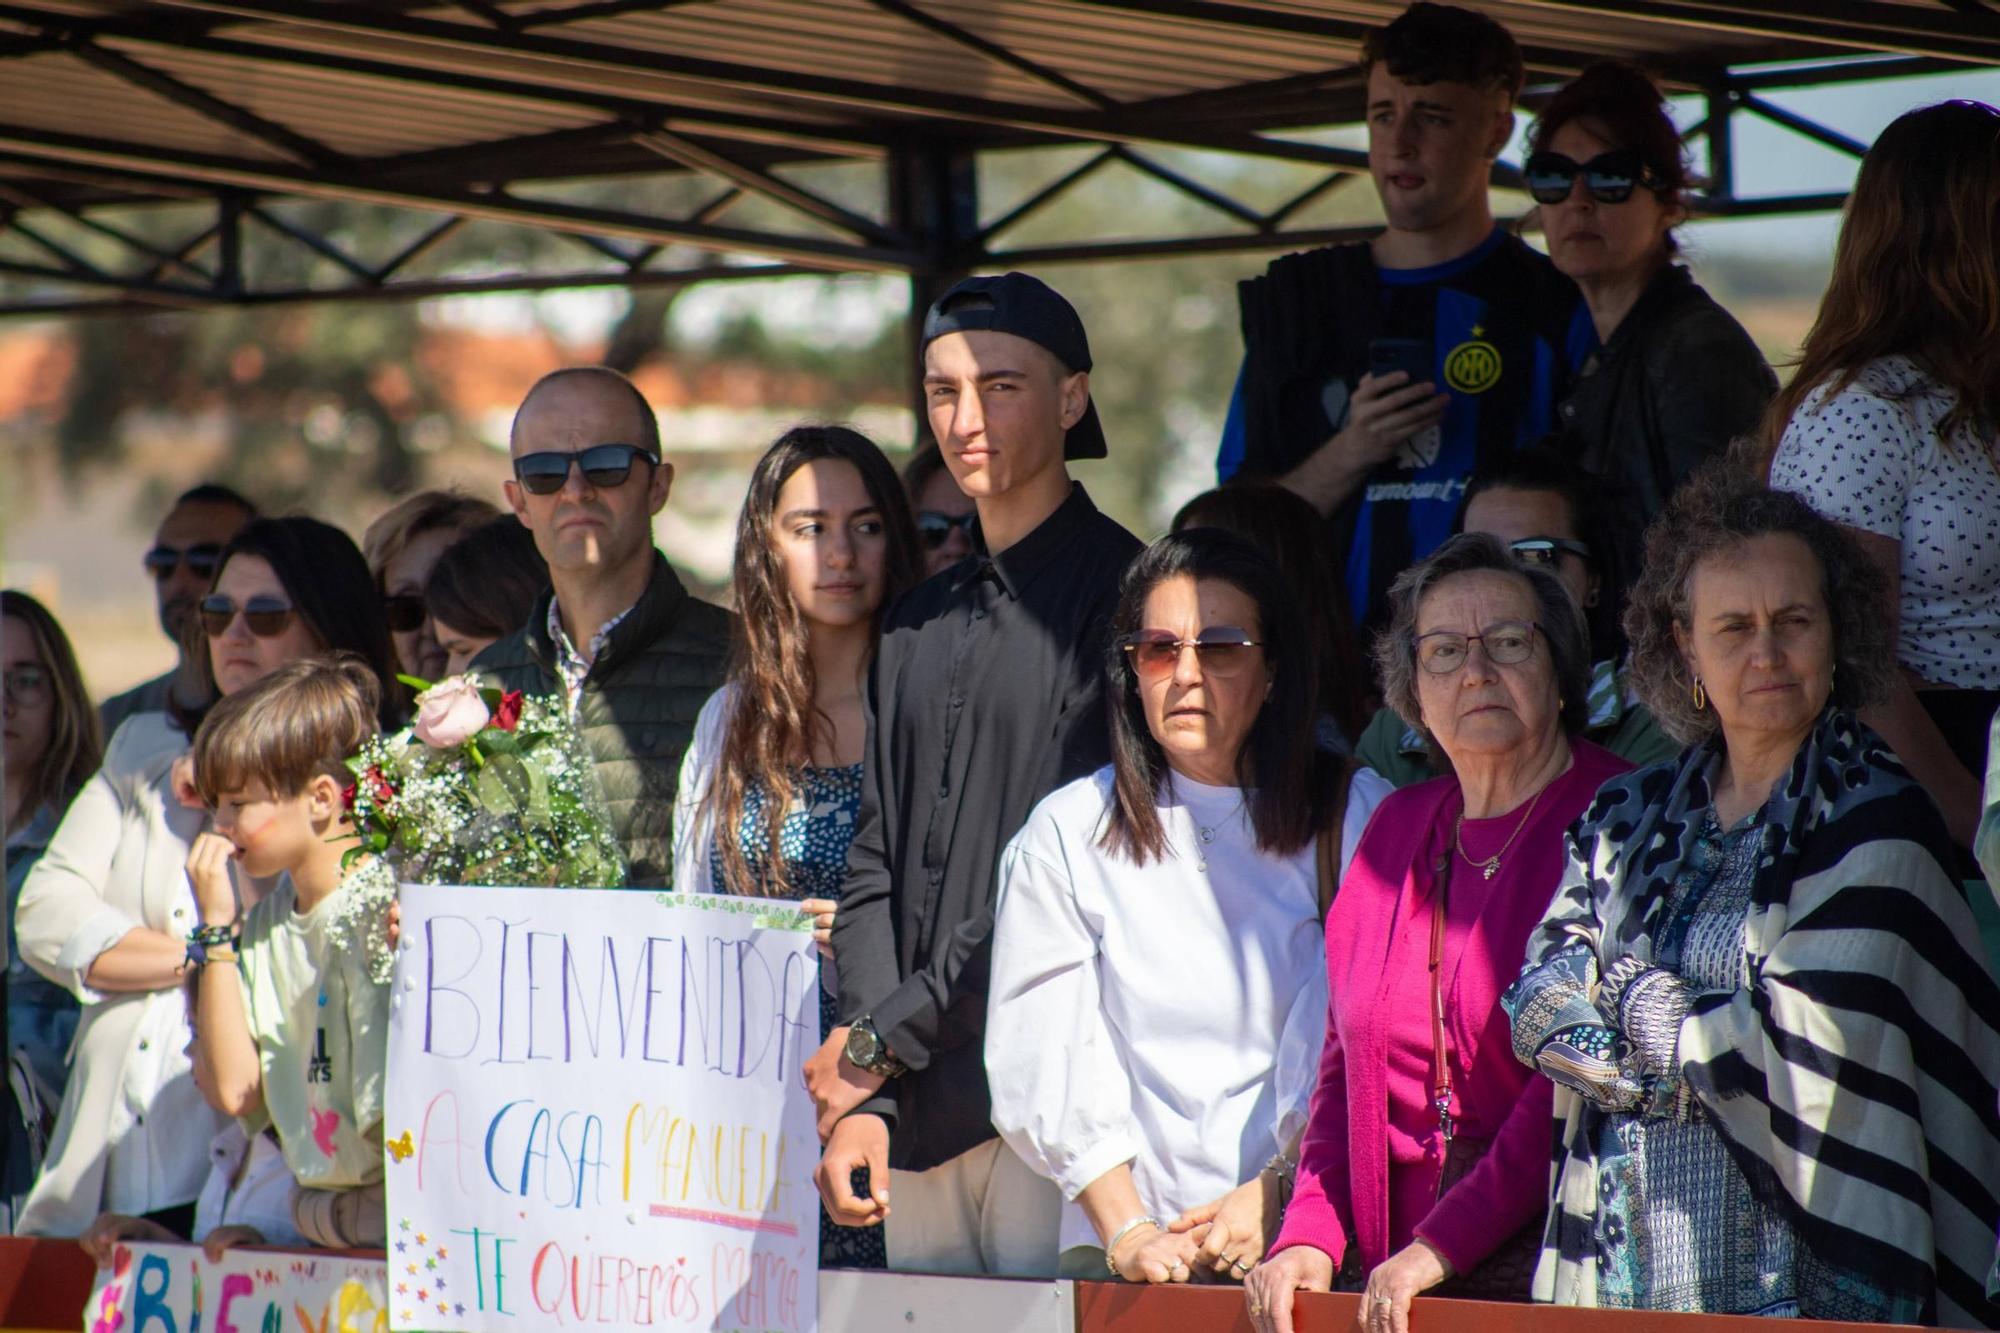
[1452,783,1550,880]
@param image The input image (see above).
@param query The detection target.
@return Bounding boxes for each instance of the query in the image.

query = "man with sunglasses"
[1218,2,1592,635]
[99,483,257,740]
[471,366,729,889]
[811,273,1141,1278]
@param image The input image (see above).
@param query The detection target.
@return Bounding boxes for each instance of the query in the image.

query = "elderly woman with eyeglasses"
[987,529,1392,1285]
[1503,467,2000,1325]
[1246,532,1630,1333]
[11,517,397,1237]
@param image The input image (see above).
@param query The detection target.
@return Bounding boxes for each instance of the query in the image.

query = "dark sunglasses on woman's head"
[199,594,297,639]
[1523,149,1659,206]
[1122,626,1262,681]
[143,543,222,580]
[382,593,427,634]
[512,443,657,496]
[916,510,977,549]
[1509,536,1592,568]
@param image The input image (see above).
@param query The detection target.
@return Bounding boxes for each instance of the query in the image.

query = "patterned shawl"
[1504,707,2000,1326]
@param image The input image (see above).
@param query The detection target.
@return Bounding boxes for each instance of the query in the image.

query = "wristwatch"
[844,1015,907,1079]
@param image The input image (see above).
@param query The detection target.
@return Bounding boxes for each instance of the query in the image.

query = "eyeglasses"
[1508,537,1592,568]
[917,510,977,549]
[1523,150,1659,206]
[382,594,426,634]
[512,444,658,496]
[2,666,49,708]
[1122,627,1262,681]
[143,543,223,581]
[199,595,297,639]
[1416,620,1540,674]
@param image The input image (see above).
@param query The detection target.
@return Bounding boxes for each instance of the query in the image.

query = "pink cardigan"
[1271,741,1631,1277]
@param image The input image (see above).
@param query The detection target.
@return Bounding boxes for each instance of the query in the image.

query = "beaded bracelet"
[188,921,239,948]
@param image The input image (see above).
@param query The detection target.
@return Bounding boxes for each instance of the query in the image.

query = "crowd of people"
[3,2,1999,1327]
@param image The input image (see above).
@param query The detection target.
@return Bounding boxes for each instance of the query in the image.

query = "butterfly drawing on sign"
[386,1130,415,1162]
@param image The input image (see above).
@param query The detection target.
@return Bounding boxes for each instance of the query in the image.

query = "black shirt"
[832,483,1141,1172]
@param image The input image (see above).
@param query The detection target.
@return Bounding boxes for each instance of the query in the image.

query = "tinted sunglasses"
[512,443,657,496]
[143,543,222,580]
[1122,627,1262,681]
[1523,150,1659,205]
[1508,536,1592,568]
[917,510,977,549]
[382,594,427,634]
[199,594,297,639]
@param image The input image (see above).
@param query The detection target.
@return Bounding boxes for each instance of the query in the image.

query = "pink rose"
[411,676,490,748]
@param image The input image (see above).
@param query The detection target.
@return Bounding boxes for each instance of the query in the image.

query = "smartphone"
[1368,337,1432,386]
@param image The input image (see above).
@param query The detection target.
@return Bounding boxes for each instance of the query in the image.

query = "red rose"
[367,767,396,806]
[492,690,524,733]
[340,782,357,811]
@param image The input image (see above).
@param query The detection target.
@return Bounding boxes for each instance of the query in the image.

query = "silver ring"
[1230,1258,1252,1273]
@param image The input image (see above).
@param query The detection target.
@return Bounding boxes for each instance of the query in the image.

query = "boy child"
[186,655,391,1248]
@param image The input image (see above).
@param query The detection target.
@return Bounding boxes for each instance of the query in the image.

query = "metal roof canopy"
[0,0,1993,319]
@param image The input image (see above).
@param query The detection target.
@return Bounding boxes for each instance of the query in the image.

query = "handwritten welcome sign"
[384,887,821,1333]
[82,1242,388,1333]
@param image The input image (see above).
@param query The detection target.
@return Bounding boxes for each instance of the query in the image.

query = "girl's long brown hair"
[2,590,103,821]
[1760,100,2000,463]
[705,426,921,896]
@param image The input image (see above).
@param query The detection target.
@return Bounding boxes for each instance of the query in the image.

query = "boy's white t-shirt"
[235,857,393,1188]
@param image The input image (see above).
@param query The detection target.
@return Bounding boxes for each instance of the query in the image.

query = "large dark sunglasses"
[1508,536,1592,568]
[143,543,222,580]
[199,594,297,639]
[383,594,426,634]
[1523,150,1658,205]
[916,510,977,549]
[512,443,657,496]
[1122,626,1262,681]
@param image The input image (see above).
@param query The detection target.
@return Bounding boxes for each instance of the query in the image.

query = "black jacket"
[472,551,731,888]
[1554,264,1775,623]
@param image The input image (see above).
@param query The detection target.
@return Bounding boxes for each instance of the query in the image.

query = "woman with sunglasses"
[987,530,1392,1286]
[1528,62,1774,619]
[3,591,101,1227]
[362,490,499,683]
[1245,532,1629,1333]
[11,516,397,1237]
[673,425,920,1268]
[901,443,978,579]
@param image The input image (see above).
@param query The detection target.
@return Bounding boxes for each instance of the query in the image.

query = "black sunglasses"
[512,443,658,496]
[199,594,297,639]
[916,510,977,549]
[1523,150,1659,206]
[383,593,426,634]
[143,543,223,580]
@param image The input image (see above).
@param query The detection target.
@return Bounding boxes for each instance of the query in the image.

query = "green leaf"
[397,673,434,693]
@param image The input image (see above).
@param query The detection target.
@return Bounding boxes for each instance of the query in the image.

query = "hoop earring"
[1691,677,1706,711]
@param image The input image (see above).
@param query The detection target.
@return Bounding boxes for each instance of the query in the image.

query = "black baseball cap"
[919,272,1107,460]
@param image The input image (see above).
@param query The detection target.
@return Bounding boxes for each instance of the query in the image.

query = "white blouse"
[1770,355,2000,689]
[986,763,1391,1254]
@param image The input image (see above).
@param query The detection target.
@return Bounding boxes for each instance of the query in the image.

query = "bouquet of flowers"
[334,675,627,981]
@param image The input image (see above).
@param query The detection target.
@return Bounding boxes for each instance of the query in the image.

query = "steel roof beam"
[0,121,921,269]
[61,36,347,168]
[140,0,1388,170]
[1512,0,2000,64]
[863,0,1119,111]
[631,129,898,244]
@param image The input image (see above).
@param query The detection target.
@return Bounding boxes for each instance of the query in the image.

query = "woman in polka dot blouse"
[1765,100,2000,850]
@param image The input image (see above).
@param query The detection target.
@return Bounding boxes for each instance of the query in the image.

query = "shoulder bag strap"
[1315,759,1357,922]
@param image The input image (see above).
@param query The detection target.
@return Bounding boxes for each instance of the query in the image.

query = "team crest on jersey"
[1443,327,1502,394]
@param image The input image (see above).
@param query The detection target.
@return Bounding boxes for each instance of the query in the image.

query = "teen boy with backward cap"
[805,272,1142,1276]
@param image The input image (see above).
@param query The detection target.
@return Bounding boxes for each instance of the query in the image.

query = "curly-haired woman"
[672,424,922,1268]
[1505,463,2000,1324]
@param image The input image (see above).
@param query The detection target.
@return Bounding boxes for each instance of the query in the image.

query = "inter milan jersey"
[1220,228,1594,629]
